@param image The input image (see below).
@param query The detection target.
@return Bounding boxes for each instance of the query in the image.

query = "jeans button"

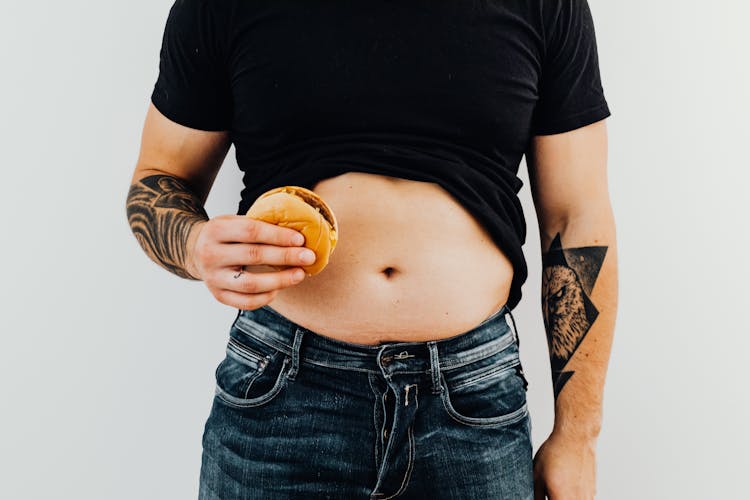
[381,355,393,366]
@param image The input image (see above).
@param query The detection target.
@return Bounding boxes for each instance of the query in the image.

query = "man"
[127,0,617,498]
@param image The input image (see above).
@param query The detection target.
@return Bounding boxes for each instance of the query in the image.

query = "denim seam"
[427,342,440,395]
[378,369,431,375]
[227,337,268,364]
[370,381,396,498]
[438,334,516,371]
[367,373,382,470]
[225,343,266,369]
[370,387,392,498]
[379,391,388,474]
[287,328,305,381]
[199,471,224,499]
[215,357,290,408]
[301,358,379,374]
[439,370,529,427]
[450,357,521,391]
[380,384,417,499]
[234,315,517,375]
[233,319,296,355]
[235,321,380,371]
[223,348,517,378]
[441,394,529,428]
[222,348,268,398]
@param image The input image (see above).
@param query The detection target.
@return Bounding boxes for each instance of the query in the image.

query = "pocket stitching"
[215,356,291,408]
[227,337,271,366]
[234,316,290,355]
[450,357,521,392]
[439,371,528,427]
[221,349,269,399]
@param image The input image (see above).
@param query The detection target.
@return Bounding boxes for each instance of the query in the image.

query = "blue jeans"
[199,304,533,499]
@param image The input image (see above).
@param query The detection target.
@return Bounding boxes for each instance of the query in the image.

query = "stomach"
[258,171,514,345]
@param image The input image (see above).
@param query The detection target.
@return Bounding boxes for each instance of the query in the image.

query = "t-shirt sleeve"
[150,0,233,131]
[531,0,611,136]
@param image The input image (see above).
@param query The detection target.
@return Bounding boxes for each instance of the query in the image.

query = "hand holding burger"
[185,185,337,311]
[244,185,339,276]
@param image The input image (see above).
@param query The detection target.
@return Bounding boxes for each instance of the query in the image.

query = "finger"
[219,267,306,295]
[212,216,306,246]
[213,243,316,268]
[215,288,278,311]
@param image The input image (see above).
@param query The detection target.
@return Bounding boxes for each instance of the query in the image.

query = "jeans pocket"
[440,348,529,428]
[214,321,291,409]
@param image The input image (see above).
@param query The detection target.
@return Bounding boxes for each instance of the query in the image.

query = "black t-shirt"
[151,0,611,310]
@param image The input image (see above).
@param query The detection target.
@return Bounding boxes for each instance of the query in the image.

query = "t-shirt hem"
[150,86,230,132]
[532,101,611,136]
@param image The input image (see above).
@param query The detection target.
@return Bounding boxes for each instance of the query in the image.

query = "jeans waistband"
[232,303,519,377]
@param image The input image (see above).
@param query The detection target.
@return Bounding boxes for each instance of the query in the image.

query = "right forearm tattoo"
[542,233,608,400]
[126,174,209,279]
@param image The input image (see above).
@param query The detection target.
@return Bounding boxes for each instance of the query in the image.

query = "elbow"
[537,198,617,242]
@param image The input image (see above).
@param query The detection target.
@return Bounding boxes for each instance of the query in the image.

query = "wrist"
[185,219,208,280]
[552,416,602,443]
[552,388,603,442]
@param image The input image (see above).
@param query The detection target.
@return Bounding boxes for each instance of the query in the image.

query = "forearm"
[126,173,209,280]
[540,203,618,440]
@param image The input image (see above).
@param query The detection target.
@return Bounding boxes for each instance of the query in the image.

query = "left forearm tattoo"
[542,233,608,400]
[126,174,209,280]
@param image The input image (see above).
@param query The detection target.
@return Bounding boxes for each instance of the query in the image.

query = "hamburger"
[244,185,339,276]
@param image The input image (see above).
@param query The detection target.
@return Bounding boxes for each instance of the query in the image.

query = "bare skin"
[128,103,515,346]
[127,102,616,500]
[527,119,617,500]
[253,170,515,344]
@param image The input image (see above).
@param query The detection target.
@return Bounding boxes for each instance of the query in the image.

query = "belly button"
[381,266,397,279]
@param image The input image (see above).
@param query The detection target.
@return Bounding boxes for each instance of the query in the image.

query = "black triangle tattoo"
[542,233,607,400]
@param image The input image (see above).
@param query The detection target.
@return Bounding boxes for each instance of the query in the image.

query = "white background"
[1,1,748,498]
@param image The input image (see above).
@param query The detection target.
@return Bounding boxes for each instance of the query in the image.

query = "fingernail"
[293,269,305,281]
[293,234,305,245]
[301,249,316,263]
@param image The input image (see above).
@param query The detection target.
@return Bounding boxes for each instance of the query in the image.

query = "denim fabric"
[199,303,533,500]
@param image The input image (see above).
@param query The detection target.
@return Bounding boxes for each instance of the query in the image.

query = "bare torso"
[254,172,514,345]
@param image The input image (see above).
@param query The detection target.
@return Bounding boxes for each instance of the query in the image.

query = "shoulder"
[159,0,237,49]
[539,0,597,38]
[163,0,236,21]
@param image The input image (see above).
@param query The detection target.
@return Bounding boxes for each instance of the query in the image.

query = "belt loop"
[287,327,305,381]
[427,341,442,395]
[505,309,520,349]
